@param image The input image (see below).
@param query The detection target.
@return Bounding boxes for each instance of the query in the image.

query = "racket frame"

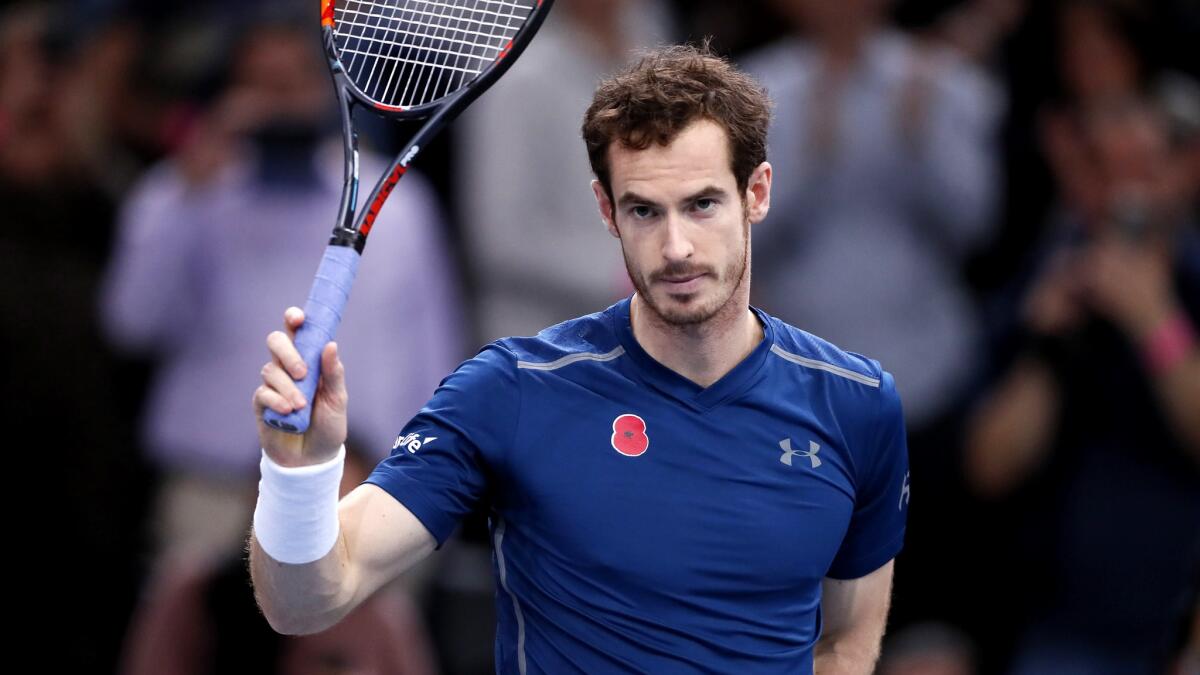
[321,0,553,251]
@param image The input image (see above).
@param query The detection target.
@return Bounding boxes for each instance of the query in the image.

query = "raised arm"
[248,307,436,635]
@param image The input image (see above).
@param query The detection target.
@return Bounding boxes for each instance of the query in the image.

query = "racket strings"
[332,0,535,109]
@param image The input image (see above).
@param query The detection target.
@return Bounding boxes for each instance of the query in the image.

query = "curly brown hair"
[581,43,772,205]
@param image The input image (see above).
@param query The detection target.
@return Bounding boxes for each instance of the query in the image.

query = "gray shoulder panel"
[769,344,881,388]
[516,346,625,371]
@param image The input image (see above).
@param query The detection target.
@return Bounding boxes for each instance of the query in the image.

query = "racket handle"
[263,244,361,434]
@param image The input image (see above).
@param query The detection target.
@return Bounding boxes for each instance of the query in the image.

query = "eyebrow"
[615,185,730,209]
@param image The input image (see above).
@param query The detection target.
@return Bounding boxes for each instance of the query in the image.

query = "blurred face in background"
[213,25,335,187]
[0,8,65,184]
[1059,2,1140,102]
[1084,102,1191,238]
[227,26,330,134]
[1091,106,1169,192]
[593,119,770,327]
[767,0,888,37]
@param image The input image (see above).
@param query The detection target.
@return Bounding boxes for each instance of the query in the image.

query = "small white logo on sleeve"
[393,433,437,454]
[779,438,822,469]
[899,472,911,510]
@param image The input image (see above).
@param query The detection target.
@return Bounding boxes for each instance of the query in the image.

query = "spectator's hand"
[1078,232,1178,339]
[175,87,273,186]
[1023,249,1088,337]
[253,307,349,467]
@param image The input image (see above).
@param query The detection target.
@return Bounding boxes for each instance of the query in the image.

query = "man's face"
[229,28,330,129]
[592,118,771,326]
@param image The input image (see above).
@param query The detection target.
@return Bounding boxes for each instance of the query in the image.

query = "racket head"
[320,0,551,118]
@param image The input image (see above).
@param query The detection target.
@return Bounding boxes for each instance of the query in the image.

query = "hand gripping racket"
[264,0,554,433]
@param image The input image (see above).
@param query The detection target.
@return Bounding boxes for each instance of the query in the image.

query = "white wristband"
[253,445,345,564]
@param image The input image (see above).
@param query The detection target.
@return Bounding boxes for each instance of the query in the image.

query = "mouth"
[656,273,706,294]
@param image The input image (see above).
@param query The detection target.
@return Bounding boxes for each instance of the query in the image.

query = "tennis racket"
[264,0,554,433]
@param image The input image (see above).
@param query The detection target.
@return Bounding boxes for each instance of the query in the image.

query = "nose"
[660,212,694,263]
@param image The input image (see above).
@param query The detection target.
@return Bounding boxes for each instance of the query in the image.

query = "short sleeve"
[362,343,519,548]
[826,368,910,579]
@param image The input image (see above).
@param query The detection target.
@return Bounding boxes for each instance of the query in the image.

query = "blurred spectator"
[455,0,673,343]
[964,96,1200,672]
[879,622,978,675]
[745,0,1001,437]
[119,440,439,675]
[100,17,464,573]
[668,0,790,57]
[930,0,1028,66]
[1,3,158,668]
[743,0,1002,634]
[1041,0,1200,224]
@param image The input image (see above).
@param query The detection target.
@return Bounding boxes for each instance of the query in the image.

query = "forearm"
[249,482,437,635]
[248,445,357,636]
[813,639,880,675]
[1129,307,1200,460]
[248,525,356,635]
[1150,351,1200,462]
[964,355,1060,497]
[815,564,893,675]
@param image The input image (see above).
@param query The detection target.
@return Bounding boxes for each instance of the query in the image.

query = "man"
[250,45,909,674]
[964,97,1200,672]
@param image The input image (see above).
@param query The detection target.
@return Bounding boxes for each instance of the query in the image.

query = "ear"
[592,179,620,239]
[744,161,772,225]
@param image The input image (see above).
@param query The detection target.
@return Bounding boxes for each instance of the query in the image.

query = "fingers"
[266,330,306,379]
[253,383,297,416]
[284,306,305,340]
[261,361,307,409]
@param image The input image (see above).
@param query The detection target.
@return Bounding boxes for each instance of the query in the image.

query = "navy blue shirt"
[365,296,909,673]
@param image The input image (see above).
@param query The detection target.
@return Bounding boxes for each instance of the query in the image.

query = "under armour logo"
[779,438,821,469]
[899,472,911,510]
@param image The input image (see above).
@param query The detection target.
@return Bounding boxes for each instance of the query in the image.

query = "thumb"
[319,341,348,410]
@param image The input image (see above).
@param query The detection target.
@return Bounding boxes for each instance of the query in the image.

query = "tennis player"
[251,44,909,674]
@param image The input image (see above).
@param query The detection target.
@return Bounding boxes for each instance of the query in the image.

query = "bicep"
[339,483,437,607]
[820,558,895,643]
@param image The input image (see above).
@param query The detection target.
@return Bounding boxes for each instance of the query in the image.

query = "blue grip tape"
[263,245,361,434]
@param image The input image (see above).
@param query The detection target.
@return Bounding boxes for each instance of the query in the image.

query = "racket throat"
[329,227,366,253]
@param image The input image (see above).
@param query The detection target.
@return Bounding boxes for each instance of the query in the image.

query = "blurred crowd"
[3,0,1197,673]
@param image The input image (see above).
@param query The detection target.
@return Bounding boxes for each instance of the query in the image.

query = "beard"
[622,218,750,327]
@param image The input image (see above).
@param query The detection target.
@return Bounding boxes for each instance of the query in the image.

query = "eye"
[694,198,718,212]
[630,205,656,220]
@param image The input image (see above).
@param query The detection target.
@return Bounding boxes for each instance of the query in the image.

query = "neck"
[629,285,763,389]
